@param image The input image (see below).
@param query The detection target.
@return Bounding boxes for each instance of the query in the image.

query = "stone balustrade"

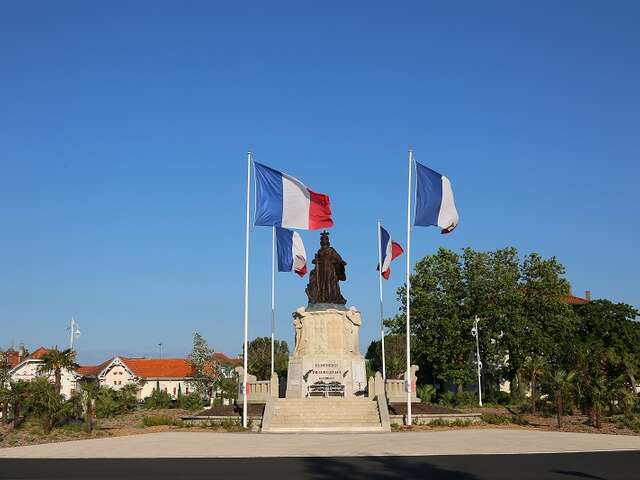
[235,367,279,404]
[368,365,420,403]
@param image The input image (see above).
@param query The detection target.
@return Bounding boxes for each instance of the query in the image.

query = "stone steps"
[262,398,386,433]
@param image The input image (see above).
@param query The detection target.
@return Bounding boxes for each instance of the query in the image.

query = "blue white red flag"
[276,227,307,277]
[378,225,403,280]
[253,162,333,230]
[414,161,459,233]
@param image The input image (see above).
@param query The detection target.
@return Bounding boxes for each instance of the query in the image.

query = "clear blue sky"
[1,2,638,364]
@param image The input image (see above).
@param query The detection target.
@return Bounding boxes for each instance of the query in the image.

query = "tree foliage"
[187,332,220,399]
[247,337,289,381]
[37,348,79,396]
[389,247,577,393]
[365,334,406,379]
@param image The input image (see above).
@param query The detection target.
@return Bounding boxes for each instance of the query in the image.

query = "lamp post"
[158,342,163,359]
[471,316,483,407]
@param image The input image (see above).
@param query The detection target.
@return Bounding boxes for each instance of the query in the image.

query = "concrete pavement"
[1,429,640,458]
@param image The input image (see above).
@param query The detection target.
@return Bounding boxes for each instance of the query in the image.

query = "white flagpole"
[405,149,413,426]
[271,226,276,377]
[242,151,252,428]
[377,221,386,380]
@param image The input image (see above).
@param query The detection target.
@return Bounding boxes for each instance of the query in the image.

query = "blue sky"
[1,2,638,364]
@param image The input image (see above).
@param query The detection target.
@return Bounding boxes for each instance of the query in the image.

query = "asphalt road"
[1,452,638,480]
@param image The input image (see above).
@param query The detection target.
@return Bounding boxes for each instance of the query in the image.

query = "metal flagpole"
[377,221,386,380]
[242,151,252,428]
[405,149,413,426]
[271,226,276,377]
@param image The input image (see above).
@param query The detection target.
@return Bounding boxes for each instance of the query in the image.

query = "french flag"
[414,161,459,234]
[276,227,307,277]
[379,225,403,280]
[254,162,333,230]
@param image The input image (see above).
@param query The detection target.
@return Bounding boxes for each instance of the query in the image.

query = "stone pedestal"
[286,304,367,398]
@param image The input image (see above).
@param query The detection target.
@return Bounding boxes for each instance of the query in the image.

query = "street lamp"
[471,316,483,407]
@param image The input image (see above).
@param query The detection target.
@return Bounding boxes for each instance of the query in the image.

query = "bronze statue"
[305,231,347,305]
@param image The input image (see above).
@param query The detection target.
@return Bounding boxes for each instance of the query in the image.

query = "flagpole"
[242,151,252,428]
[405,149,413,426]
[271,226,276,377]
[377,221,386,380]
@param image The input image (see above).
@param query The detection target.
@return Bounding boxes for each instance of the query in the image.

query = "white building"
[8,347,79,399]
[78,356,194,400]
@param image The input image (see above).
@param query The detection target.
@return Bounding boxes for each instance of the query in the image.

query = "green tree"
[522,355,546,414]
[78,379,100,433]
[26,377,66,434]
[6,380,29,428]
[187,332,220,400]
[388,247,576,396]
[37,348,79,396]
[247,337,289,381]
[543,369,576,428]
[365,334,406,379]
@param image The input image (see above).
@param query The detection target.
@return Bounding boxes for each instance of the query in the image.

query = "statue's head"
[320,231,330,247]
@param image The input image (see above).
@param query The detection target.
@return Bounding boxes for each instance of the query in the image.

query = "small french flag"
[378,225,403,280]
[414,161,459,234]
[276,227,308,277]
[254,162,333,230]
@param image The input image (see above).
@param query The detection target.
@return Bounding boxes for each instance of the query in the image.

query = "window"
[185,386,189,394]
[113,381,117,385]
[173,387,176,396]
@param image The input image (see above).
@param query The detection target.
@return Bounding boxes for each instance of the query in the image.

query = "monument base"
[285,304,367,398]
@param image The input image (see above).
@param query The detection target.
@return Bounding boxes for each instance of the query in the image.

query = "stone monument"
[285,232,368,398]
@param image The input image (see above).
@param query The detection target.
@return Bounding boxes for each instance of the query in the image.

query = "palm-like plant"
[26,377,66,434]
[544,369,576,428]
[523,356,546,414]
[78,379,101,433]
[37,348,79,396]
[7,380,30,428]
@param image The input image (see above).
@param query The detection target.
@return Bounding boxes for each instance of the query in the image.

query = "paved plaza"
[1,429,639,459]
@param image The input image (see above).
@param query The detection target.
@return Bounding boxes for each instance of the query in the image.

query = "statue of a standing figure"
[305,231,347,305]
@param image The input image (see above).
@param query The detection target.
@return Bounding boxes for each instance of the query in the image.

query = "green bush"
[417,385,436,404]
[144,389,173,410]
[95,385,139,418]
[613,415,640,433]
[485,390,511,406]
[438,391,478,408]
[481,413,512,425]
[177,393,204,411]
[141,415,182,427]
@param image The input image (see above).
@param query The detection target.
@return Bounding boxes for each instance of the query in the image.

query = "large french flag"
[254,162,333,230]
[414,161,459,234]
[378,225,403,280]
[276,227,307,277]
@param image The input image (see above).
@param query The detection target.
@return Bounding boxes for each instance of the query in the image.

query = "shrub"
[142,415,182,427]
[613,415,640,433]
[417,385,436,404]
[481,413,512,425]
[95,385,139,418]
[177,393,203,411]
[144,389,173,410]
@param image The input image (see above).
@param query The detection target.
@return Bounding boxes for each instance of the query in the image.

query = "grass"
[480,413,512,425]
[427,418,473,427]
[141,415,183,427]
